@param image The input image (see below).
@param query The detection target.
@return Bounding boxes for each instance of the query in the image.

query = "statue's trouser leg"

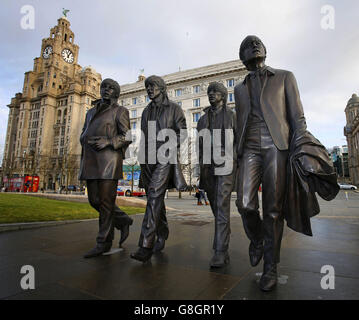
[139,164,171,249]
[261,140,287,266]
[87,179,117,245]
[113,205,132,228]
[236,123,287,266]
[207,174,233,252]
[236,150,263,246]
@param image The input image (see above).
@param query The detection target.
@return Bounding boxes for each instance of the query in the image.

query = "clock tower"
[40,16,79,74]
[3,15,102,190]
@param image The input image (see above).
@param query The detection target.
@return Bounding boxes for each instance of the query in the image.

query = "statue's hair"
[207,82,228,105]
[145,75,167,93]
[239,35,267,62]
[101,78,121,98]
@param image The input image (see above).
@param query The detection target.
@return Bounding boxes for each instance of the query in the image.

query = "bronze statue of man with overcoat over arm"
[234,35,339,291]
[79,78,133,258]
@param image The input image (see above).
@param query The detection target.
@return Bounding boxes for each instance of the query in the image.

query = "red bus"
[3,176,40,192]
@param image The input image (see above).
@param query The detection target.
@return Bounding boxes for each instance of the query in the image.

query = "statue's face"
[241,36,266,63]
[146,83,161,100]
[100,82,117,100]
[208,89,223,107]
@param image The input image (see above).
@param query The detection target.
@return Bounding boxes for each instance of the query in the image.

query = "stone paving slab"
[0,190,358,300]
[0,213,358,300]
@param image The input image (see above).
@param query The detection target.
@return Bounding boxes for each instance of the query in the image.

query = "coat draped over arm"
[284,129,339,236]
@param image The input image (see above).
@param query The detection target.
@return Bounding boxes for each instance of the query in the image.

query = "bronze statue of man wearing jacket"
[234,35,308,291]
[131,75,187,263]
[79,78,132,258]
[196,82,236,268]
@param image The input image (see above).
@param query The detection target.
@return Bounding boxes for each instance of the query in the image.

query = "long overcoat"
[138,97,187,191]
[79,100,131,180]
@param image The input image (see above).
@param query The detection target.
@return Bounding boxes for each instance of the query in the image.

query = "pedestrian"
[195,187,202,205]
[199,188,209,205]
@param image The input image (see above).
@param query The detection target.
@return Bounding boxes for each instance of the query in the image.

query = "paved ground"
[0,190,358,300]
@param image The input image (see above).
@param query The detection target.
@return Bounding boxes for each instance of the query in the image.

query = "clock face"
[43,45,53,59]
[61,49,74,64]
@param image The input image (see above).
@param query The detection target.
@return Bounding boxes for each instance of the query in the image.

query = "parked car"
[67,185,78,191]
[338,183,358,190]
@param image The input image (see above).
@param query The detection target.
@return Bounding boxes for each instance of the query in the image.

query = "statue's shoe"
[259,264,277,292]
[119,218,133,247]
[153,237,165,253]
[209,251,230,268]
[83,243,112,259]
[249,241,263,267]
[130,247,153,262]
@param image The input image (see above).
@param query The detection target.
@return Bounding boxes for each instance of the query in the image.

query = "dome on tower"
[347,93,359,106]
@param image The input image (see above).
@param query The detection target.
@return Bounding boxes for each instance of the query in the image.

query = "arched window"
[57,110,62,124]
[64,34,67,41]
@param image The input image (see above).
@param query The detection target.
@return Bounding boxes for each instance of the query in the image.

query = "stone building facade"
[2,16,248,189]
[344,93,359,185]
[119,60,248,185]
[2,16,102,190]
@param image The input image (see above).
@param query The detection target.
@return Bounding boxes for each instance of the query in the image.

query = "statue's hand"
[88,136,111,151]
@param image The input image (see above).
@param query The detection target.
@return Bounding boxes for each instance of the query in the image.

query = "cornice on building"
[120,59,245,94]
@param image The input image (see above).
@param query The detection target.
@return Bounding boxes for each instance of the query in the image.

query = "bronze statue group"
[79,36,339,292]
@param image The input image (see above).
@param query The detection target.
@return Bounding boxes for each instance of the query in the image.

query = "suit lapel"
[240,81,251,125]
[260,72,269,109]
[89,103,112,125]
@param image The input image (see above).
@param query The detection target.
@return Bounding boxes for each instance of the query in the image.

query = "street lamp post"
[21,149,26,192]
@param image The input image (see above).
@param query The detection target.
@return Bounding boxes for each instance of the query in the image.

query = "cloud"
[0,0,358,157]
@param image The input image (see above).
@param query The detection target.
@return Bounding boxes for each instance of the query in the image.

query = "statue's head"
[145,75,167,101]
[207,82,228,107]
[239,35,266,66]
[100,78,121,100]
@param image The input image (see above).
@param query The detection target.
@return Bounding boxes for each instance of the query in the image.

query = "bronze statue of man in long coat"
[79,78,132,258]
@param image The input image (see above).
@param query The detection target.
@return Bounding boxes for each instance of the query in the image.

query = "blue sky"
[1,0,359,161]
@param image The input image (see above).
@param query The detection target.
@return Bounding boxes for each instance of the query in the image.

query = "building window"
[193,85,200,94]
[175,89,183,97]
[132,97,137,105]
[193,112,201,122]
[132,122,137,130]
[145,95,150,103]
[131,110,137,118]
[193,98,200,107]
[226,79,235,87]
[228,93,234,102]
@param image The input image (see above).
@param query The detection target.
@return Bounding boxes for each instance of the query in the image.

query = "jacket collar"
[203,104,225,115]
[243,65,275,85]
[148,95,170,109]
